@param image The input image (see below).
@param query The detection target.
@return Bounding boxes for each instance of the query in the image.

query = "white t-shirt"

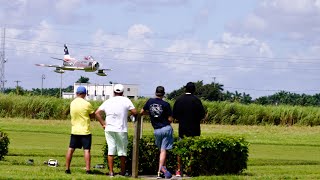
[98,96,135,132]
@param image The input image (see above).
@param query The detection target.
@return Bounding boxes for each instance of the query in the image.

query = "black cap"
[155,86,165,96]
[185,82,196,94]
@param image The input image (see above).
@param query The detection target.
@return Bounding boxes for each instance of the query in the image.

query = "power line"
[5,47,320,71]
[1,24,257,43]
[2,30,320,93]
[1,24,318,48]
[6,36,320,65]
[224,86,320,93]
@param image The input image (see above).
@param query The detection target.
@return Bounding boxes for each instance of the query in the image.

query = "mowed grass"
[1,118,320,179]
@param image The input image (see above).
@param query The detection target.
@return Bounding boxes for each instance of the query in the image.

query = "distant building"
[62,83,139,101]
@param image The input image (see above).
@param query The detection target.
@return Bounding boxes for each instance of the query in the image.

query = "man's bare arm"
[95,109,106,129]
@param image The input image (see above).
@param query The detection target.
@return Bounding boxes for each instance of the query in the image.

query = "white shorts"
[105,131,128,156]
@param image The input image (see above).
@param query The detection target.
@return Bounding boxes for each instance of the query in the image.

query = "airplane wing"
[35,64,83,71]
[51,57,64,61]
[99,68,112,71]
[96,69,108,76]
[35,64,63,68]
[62,66,85,70]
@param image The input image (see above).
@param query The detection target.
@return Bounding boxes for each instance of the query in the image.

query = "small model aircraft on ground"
[35,44,111,76]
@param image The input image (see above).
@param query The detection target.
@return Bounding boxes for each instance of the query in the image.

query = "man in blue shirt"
[140,86,173,179]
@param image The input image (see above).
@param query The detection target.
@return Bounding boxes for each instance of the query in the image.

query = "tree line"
[2,76,90,97]
[167,81,320,106]
[3,79,320,106]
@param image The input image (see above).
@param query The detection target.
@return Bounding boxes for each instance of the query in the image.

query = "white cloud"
[7,21,60,58]
[166,39,201,54]
[0,0,89,25]
[103,0,189,7]
[127,24,153,39]
[92,24,154,61]
[261,0,315,14]
[163,33,274,76]
[55,0,82,12]
[229,0,320,42]
[243,14,267,32]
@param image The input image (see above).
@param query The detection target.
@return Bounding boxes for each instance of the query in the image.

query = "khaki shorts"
[105,131,128,156]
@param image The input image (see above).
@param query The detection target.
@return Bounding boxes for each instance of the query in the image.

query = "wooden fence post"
[132,114,142,178]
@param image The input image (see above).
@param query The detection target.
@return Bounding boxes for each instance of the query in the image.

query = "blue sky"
[1,0,320,98]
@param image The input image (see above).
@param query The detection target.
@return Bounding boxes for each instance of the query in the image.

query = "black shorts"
[69,134,92,150]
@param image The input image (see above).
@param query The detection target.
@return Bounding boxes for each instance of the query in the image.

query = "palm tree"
[76,76,90,83]
[233,91,242,102]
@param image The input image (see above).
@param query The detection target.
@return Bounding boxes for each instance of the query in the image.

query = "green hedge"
[0,94,101,120]
[172,136,248,176]
[0,131,10,160]
[200,101,320,126]
[2,94,320,126]
[102,135,248,176]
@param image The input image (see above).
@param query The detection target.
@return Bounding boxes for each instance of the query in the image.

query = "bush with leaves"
[103,135,248,176]
[173,136,248,176]
[0,131,10,160]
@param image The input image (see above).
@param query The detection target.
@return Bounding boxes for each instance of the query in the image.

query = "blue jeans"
[154,125,174,150]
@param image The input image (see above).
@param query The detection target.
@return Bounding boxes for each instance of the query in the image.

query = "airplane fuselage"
[63,56,100,71]
[35,44,109,76]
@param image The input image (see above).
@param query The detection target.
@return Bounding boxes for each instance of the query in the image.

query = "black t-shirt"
[143,98,172,129]
[173,94,205,138]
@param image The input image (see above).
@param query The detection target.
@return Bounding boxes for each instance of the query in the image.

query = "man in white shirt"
[95,84,137,177]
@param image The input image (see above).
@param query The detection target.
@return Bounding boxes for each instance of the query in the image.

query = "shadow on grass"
[90,169,106,175]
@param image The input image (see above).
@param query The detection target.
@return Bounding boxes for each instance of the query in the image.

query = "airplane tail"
[64,44,71,59]
[64,44,69,55]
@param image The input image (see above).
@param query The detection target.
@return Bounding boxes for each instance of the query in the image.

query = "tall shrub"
[0,131,10,160]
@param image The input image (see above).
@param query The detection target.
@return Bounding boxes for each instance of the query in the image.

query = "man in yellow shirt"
[65,86,95,174]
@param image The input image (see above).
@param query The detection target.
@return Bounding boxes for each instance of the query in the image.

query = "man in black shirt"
[173,82,205,176]
[141,86,173,179]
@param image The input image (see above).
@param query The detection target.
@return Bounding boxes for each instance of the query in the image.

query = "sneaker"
[108,172,114,177]
[119,171,130,176]
[175,170,181,177]
[86,170,93,174]
[65,169,71,174]
[160,166,172,179]
[157,171,164,179]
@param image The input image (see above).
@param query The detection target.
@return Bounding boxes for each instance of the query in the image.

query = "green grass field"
[1,118,320,179]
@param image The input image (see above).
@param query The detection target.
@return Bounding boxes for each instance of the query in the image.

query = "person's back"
[65,86,94,175]
[173,82,205,177]
[70,97,93,135]
[144,97,171,129]
[95,84,137,177]
[141,86,173,179]
[102,96,133,132]
[173,82,205,138]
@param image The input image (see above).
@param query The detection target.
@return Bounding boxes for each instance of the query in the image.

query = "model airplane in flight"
[35,44,111,76]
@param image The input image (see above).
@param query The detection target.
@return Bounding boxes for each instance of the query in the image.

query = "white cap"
[114,84,124,93]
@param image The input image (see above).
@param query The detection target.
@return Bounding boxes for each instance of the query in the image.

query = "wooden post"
[140,115,143,139]
[132,114,142,178]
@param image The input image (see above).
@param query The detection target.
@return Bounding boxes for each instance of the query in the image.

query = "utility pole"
[14,80,21,94]
[14,80,21,87]
[56,71,64,98]
[41,74,45,95]
[60,73,62,98]
[0,27,6,92]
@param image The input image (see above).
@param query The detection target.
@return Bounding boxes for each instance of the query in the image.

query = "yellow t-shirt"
[70,97,94,135]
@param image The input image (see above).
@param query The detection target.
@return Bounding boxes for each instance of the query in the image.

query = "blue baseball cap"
[76,86,87,94]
